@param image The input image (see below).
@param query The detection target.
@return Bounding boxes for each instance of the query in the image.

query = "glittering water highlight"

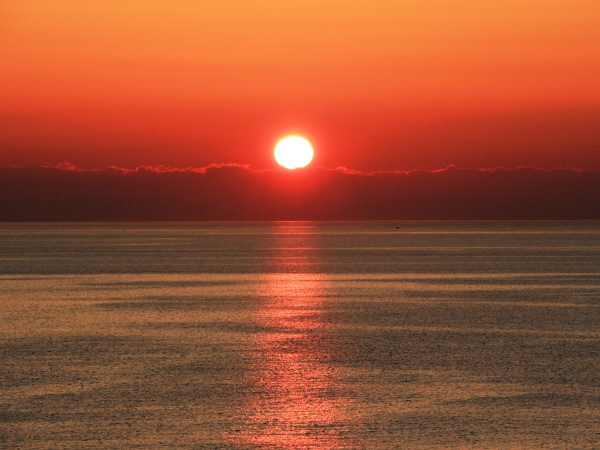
[1,221,599,449]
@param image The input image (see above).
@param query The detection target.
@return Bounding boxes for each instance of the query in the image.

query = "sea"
[1,221,599,449]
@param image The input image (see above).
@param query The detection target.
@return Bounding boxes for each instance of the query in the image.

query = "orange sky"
[1,0,599,170]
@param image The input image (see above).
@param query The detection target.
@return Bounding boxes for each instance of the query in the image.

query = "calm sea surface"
[1,221,599,449]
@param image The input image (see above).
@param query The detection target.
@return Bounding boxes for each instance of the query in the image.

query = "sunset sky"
[1,0,599,171]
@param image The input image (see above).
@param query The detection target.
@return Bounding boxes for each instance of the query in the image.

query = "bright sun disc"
[274,136,314,169]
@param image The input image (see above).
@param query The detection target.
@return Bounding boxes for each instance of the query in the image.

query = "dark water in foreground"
[1,221,599,449]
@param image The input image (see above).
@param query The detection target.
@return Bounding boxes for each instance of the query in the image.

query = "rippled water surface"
[1,222,599,448]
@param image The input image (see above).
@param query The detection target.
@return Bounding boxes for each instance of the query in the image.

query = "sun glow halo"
[274,136,314,170]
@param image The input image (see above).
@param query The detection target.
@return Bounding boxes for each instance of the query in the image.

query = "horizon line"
[3,162,597,176]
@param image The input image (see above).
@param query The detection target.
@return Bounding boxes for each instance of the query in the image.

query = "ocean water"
[0,221,599,449]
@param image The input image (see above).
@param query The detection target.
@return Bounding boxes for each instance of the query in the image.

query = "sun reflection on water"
[229,226,356,449]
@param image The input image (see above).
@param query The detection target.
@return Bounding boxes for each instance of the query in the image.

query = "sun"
[274,136,314,169]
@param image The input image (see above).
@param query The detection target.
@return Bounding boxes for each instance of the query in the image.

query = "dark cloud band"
[0,164,598,220]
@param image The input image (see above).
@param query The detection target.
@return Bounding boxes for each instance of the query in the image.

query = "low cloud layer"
[0,164,598,220]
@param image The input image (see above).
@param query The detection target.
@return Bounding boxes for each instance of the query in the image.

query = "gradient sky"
[1,0,599,170]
